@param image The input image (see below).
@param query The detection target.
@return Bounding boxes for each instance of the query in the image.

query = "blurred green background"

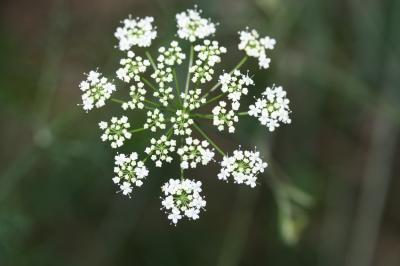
[1,0,399,265]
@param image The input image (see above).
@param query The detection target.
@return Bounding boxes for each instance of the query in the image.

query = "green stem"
[191,113,213,119]
[193,123,226,156]
[144,99,161,107]
[145,51,157,71]
[130,127,146,133]
[184,45,194,97]
[141,77,157,91]
[201,92,226,108]
[111,98,125,104]
[173,68,182,105]
[238,111,248,116]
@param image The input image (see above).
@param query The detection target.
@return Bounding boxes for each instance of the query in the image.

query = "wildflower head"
[115,16,157,50]
[79,71,115,112]
[80,6,292,225]
[218,148,268,188]
[176,7,216,42]
[161,179,206,225]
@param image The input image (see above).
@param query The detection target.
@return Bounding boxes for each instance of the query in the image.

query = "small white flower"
[238,28,276,69]
[219,70,253,110]
[120,181,133,196]
[79,70,116,112]
[151,65,173,88]
[181,88,206,110]
[121,82,146,110]
[170,110,194,135]
[212,101,238,133]
[99,116,132,148]
[248,85,291,131]
[116,52,150,83]
[218,148,267,187]
[144,109,166,132]
[190,40,226,83]
[145,135,176,167]
[153,86,174,106]
[157,41,186,66]
[115,16,157,50]
[177,137,215,169]
[176,7,216,42]
[113,152,149,196]
[161,179,206,225]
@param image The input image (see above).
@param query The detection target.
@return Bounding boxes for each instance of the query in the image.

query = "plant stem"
[145,51,157,71]
[184,45,194,97]
[191,113,213,119]
[201,92,226,108]
[238,111,248,116]
[193,123,226,156]
[111,98,124,104]
[141,77,157,91]
[173,68,182,105]
[130,127,146,133]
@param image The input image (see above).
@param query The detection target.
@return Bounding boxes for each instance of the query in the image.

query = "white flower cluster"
[238,28,276,69]
[115,16,157,50]
[80,6,292,225]
[219,70,254,110]
[113,153,149,196]
[181,89,206,110]
[190,40,226,83]
[170,110,194,135]
[161,179,206,224]
[176,7,216,42]
[121,82,146,110]
[249,86,291,131]
[151,41,185,106]
[99,116,131,148]
[144,109,166,132]
[212,101,239,133]
[157,41,186,66]
[79,71,116,112]
[116,51,150,83]
[177,137,215,169]
[145,135,176,167]
[218,149,267,188]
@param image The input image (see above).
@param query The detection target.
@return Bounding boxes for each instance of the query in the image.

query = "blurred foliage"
[1,0,399,266]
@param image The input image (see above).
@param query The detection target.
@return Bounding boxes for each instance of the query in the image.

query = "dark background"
[1,0,399,265]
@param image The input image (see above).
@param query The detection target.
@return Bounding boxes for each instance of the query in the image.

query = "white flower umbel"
[121,82,146,110]
[115,16,157,50]
[145,135,176,167]
[190,40,226,83]
[170,110,194,135]
[176,7,216,42]
[248,85,291,131]
[157,41,186,66]
[116,51,150,83]
[81,7,293,226]
[238,28,276,69]
[99,116,132,148]
[113,152,149,196]
[219,70,254,110]
[153,86,174,107]
[177,137,215,169]
[181,89,206,110]
[161,179,206,225]
[218,148,268,188]
[212,101,239,133]
[144,109,166,132]
[79,70,116,112]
